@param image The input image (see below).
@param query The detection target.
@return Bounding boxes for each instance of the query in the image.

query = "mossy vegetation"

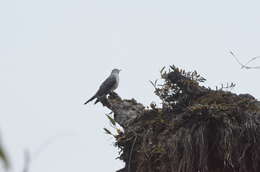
[110,65,260,172]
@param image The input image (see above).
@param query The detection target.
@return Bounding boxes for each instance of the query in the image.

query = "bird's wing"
[96,76,117,97]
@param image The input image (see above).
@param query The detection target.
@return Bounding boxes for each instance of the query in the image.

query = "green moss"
[115,65,260,172]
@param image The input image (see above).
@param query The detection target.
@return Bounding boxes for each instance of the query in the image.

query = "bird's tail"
[84,95,96,105]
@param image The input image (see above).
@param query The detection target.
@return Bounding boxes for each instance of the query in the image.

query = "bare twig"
[244,56,260,68]
[229,51,260,69]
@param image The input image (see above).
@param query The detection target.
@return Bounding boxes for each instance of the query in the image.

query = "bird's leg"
[109,91,119,98]
[107,91,122,103]
[97,95,111,107]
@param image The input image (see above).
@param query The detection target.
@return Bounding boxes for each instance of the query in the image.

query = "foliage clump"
[113,65,260,172]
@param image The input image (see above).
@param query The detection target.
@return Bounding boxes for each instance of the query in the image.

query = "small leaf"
[105,114,116,126]
[149,80,157,89]
[103,128,112,135]
[160,66,166,74]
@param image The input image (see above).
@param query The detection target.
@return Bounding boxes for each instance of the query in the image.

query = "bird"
[84,68,121,105]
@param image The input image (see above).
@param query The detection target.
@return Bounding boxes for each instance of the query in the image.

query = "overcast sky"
[1,0,260,171]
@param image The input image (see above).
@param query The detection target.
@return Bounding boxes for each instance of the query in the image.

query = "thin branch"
[244,56,260,66]
[229,51,260,69]
[229,51,244,67]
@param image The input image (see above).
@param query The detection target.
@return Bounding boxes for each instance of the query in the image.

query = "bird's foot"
[109,92,120,99]
[99,96,111,108]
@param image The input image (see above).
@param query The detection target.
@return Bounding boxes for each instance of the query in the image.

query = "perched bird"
[84,69,121,104]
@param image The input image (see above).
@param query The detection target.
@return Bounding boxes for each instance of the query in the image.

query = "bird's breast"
[112,74,119,90]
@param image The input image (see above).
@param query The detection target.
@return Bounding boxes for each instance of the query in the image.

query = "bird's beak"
[119,69,122,72]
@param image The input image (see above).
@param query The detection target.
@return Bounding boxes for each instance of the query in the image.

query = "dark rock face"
[102,66,260,172]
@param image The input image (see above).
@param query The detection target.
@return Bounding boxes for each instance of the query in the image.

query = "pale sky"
[1,0,260,171]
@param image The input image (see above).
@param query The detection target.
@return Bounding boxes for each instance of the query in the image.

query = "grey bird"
[84,69,121,104]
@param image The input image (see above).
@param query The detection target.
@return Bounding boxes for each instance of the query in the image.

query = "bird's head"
[111,68,122,74]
